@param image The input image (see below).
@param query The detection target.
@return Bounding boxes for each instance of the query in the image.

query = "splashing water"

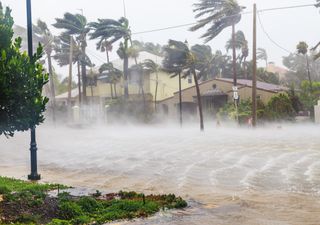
[1,124,320,224]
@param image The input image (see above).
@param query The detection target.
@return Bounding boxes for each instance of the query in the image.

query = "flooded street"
[1,124,320,224]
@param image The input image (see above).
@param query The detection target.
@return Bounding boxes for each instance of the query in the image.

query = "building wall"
[159,79,286,117]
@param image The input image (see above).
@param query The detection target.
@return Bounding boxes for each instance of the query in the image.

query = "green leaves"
[0,2,48,137]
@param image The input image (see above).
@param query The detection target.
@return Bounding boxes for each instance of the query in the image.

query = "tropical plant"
[128,63,147,110]
[257,48,268,68]
[99,63,123,98]
[163,40,204,131]
[53,13,91,104]
[265,93,296,121]
[190,0,244,87]
[33,19,59,121]
[142,59,161,111]
[297,41,313,91]
[225,30,248,78]
[90,17,132,98]
[0,3,48,136]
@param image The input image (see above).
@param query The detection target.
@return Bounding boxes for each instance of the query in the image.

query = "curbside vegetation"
[0,177,187,225]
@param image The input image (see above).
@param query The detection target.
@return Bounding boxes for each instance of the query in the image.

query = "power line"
[132,3,316,36]
[257,12,293,55]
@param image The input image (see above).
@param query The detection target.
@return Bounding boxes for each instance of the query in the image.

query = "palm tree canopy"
[142,59,160,74]
[99,62,122,83]
[225,30,246,51]
[190,0,243,43]
[33,19,59,55]
[257,48,268,62]
[297,41,308,55]
[53,13,90,38]
[89,17,130,50]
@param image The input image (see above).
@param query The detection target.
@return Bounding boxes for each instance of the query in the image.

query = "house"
[266,62,288,80]
[84,51,194,105]
[158,78,288,119]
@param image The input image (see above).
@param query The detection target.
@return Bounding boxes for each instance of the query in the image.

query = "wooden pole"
[252,3,257,127]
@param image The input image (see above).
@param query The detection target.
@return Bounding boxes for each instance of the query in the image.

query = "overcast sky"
[2,0,320,75]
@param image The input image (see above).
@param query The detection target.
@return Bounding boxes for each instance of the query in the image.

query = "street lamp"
[26,0,40,181]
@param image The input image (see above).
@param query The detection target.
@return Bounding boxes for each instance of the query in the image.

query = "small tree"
[265,93,295,121]
[0,3,48,137]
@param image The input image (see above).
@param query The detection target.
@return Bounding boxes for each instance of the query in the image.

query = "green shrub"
[265,93,296,120]
[47,219,72,225]
[58,201,84,220]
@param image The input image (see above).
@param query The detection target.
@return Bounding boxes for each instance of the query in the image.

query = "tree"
[225,30,248,78]
[163,40,204,131]
[191,44,216,80]
[53,13,91,104]
[0,3,48,136]
[90,17,132,98]
[297,41,313,91]
[257,48,268,68]
[190,0,244,87]
[142,59,161,111]
[33,19,58,121]
[99,63,122,98]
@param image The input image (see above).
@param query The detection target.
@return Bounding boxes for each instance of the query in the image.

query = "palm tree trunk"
[232,23,237,87]
[123,53,129,99]
[179,72,182,127]
[154,71,159,112]
[47,53,56,123]
[110,83,114,99]
[192,69,204,131]
[81,43,87,104]
[106,50,110,63]
[114,83,118,98]
[77,61,82,105]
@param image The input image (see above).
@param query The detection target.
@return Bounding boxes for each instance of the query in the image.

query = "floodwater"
[1,124,320,224]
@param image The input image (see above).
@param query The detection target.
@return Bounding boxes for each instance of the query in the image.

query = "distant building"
[158,78,288,119]
[266,62,288,80]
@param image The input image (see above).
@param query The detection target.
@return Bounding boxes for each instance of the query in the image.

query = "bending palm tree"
[190,0,244,87]
[33,19,58,122]
[297,41,313,91]
[164,40,204,131]
[143,59,161,111]
[99,63,123,98]
[53,13,91,104]
[191,44,216,80]
[90,17,132,98]
[257,48,268,68]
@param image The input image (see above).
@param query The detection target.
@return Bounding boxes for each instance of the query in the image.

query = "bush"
[265,93,296,120]
[58,201,84,220]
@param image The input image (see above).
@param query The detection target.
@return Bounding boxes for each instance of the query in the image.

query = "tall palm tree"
[54,33,92,104]
[226,31,248,78]
[191,44,216,80]
[190,0,244,87]
[33,19,58,122]
[163,40,204,131]
[297,41,313,91]
[142,59,161,111]
[257,48,268,68]
[53,13,90,104]
[89,17,132,98]
[99,63,123,98]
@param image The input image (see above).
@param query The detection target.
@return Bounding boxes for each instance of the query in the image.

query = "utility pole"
[26,0,40,181]
[232,23,239,124]
[179,72,182,127]
[252,3,257,127]
[68,36,73,105]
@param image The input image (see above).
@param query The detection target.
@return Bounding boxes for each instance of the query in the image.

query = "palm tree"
[190,0,244,87]
[99,63,123,98]
[191,44,216,80]
[54,33,92,105]
[257,48,268,68]
[297,41,313,91]
[53,13,91,104]
[163,40,204,131]
[33,19,58,122]
[142,59,161,111]
[89,17,132,98]
[226,31,249,78]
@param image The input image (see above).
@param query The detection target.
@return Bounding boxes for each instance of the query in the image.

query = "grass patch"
[0,177,187,224]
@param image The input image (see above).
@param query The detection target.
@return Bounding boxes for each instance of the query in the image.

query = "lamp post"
[26,0,40,181]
